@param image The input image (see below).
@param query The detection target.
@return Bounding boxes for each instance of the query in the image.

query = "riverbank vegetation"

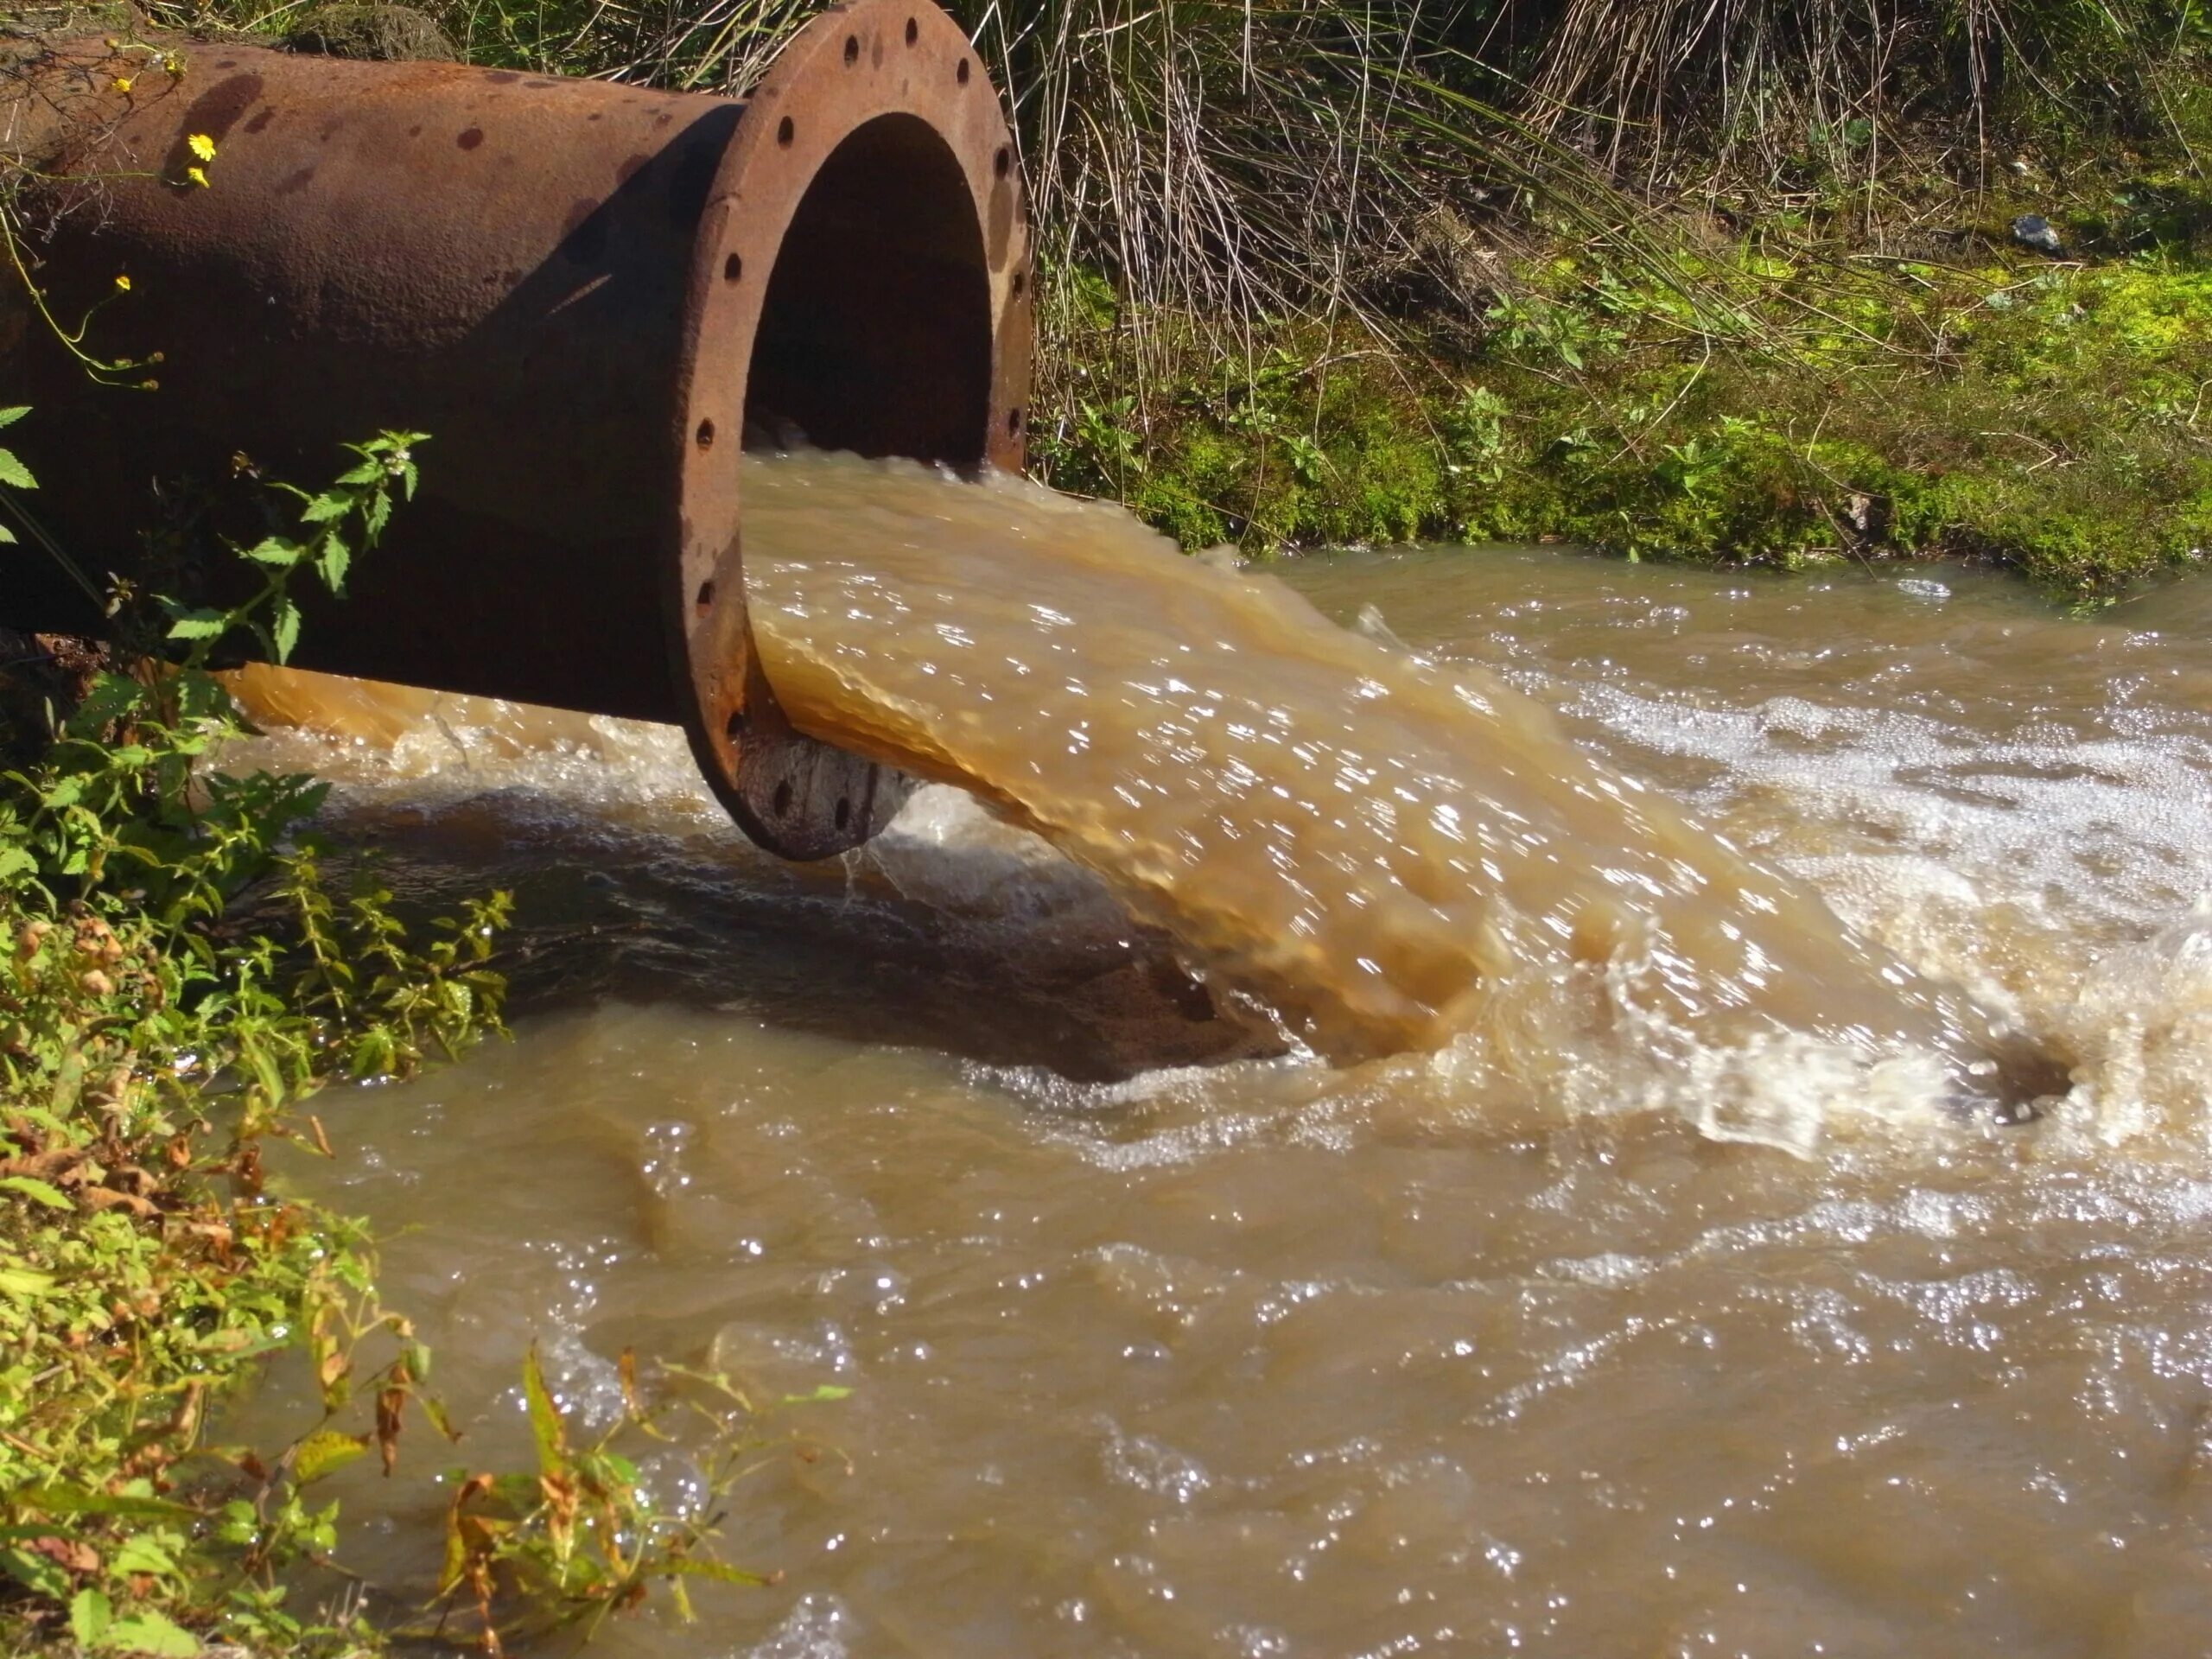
[0,435,772,1654]
[432,0,2212,594]
[0,435,497,1654]
[1001,0,2212,594]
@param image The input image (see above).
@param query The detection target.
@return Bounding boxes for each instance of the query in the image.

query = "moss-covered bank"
[1036,234,2212,598]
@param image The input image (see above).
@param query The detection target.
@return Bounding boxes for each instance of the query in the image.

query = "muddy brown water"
[226,454,2212,1656]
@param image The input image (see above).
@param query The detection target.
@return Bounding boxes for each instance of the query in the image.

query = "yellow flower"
[111,75,133,92]
[161,51,186,76]
[185,166,209,189]
[113,274,130,292]
[186,133,217,162]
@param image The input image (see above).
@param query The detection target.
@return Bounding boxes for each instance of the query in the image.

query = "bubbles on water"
[221,664,722,823]
[732,1593,856,1659]
[2033,895,2212,1147]
[531,1325,628,1433]
[1099,1419,1216,1503]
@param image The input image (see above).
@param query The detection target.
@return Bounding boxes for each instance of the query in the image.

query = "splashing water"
[734,451,1993,1145]
[235,452,2031,1152]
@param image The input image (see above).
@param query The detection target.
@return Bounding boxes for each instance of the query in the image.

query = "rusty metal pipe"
[1,1,1031,858]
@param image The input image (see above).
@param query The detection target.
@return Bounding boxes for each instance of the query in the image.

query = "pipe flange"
[673,0,1032,860]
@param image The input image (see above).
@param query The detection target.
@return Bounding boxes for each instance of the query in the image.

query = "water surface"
[228,463,2212,1656]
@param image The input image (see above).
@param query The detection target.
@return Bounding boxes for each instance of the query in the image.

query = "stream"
[225,455,2212,1656]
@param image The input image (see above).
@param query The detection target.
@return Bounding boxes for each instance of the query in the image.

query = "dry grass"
[416,0,2202,335]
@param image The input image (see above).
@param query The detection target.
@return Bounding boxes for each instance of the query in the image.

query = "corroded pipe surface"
[0,2,1032,857]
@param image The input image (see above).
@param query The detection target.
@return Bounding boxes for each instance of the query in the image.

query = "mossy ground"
[1036,200,2212,599]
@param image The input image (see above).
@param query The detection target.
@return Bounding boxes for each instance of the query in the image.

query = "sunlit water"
[224,454,2212,1656]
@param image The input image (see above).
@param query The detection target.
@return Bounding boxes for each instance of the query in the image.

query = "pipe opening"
[742,111,991,467]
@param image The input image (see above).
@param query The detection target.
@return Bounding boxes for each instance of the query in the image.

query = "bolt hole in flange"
[1007,405,1022,435]
[773,779,794,816]
[844,34,860,65]
[723,251,742,282]
[724,708,747,742]
[905,16,918,44]
[777,115,795,146]
[834,797,852,830]
[956,57,969,85]
[696,418,715,449]
[994,145,1011,178]
[695,579,715,614]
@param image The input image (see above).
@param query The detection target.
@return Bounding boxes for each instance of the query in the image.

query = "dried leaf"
[375,1374,406,1476]
[25,1535,100,1575]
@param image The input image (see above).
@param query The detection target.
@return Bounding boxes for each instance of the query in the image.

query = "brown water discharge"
[220,455,2212,1656]
[753,453,2004,1121]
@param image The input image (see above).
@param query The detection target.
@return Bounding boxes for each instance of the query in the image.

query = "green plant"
[0,429,514,1655]
[421,1347,843,1653]
[0,410,802,1654]
[0,404,33,540]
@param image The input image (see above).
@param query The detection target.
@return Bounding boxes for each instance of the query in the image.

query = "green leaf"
[315,531,349,593]
[0,1545,72,1599]
[664,1556,776,1586]
[65,672,156,737]
[110,1534,178,1579]
[0,405,29,429]
[0,1261,57,1297]
[71,1587,113,1647]
[0,1174,73,1211]
[0,846,35,882]
[292,1429,368,1485]
[164,611,228,643]
[419,1390,459,1441]
[212,1500,257,1548]
[16,1486,196,1520]
[522,1344,569,1479]
[241,537,303,569]
[0,447,35,489]
[270,595,301,664]
[98,1609,200,1656]
[297,490,352,524]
